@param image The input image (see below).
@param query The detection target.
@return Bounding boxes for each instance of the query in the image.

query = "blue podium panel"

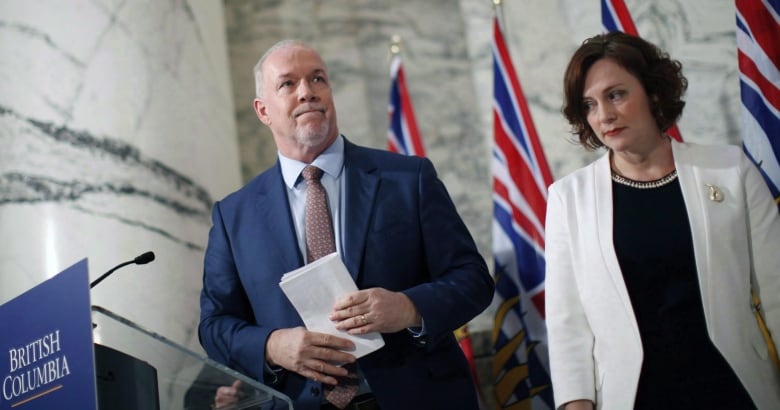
[0,259,97,410]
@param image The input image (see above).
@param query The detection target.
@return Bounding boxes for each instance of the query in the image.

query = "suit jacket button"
[311,386,320,396]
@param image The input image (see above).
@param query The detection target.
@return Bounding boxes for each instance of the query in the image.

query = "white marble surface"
[0,0,241,360]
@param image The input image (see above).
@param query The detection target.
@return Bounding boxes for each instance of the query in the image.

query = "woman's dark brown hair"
[562,32,688,150]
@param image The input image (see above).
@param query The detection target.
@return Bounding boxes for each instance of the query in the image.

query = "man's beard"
[294,121,331,148]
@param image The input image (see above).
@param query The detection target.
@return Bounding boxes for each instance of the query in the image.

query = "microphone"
[90,251,156,289]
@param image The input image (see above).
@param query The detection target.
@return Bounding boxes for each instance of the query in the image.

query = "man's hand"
[214,380,242,409]
[265,327,356,385]
[330,288,421,334]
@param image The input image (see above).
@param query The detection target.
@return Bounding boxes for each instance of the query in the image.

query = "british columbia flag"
[387,54,426,157]
[602,0,684,142]
[491,10,554,410]
[737,0,780,210]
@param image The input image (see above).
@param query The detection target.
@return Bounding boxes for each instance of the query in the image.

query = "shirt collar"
[279,135,345,189]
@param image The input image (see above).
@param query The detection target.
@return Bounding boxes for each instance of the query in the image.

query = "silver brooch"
[705,184,724,202]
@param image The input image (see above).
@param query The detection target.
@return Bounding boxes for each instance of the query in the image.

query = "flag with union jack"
[388,53,426,157]
[736,0,780,210]
[602,0,684,142]
[491,9,554,409]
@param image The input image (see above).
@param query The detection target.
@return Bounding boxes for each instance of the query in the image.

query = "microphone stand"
[90,252,155,289]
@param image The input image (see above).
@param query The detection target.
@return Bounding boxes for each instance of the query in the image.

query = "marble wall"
[0,0,241,361]
[223,0,740,334]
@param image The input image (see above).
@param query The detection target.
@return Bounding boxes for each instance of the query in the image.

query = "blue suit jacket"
[199,139,493,409]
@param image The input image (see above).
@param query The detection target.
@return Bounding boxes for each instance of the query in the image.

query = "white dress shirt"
[279,136,346,263]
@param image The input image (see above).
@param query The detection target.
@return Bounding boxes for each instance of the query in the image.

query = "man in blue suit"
[199,39,493,410]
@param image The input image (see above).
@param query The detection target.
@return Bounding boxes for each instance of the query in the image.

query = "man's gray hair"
[253,39,313,98]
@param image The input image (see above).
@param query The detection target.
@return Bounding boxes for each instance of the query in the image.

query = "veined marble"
[0,1,241,388]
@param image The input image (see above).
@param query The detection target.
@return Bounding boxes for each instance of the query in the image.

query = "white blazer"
[545,141,780,409]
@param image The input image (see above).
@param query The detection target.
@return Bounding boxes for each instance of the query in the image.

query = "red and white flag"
[737,0,780,210]
[491,8,554,409]
[388,53,426,157]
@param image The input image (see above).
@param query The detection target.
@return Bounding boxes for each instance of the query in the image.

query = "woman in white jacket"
[545,31,780,410]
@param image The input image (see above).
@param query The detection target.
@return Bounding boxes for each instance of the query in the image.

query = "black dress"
[612,173,755,410]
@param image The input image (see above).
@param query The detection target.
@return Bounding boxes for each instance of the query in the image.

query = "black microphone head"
[134,251,155,265]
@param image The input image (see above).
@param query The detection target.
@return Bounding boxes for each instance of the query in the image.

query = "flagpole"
[493,0,505,33]
[388,34,402,73]
[390,34,401,56]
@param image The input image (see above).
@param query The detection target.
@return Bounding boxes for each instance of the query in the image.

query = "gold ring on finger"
[360,314,366,324]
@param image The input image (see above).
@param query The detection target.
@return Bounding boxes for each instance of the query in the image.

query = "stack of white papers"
[279,252,385,358]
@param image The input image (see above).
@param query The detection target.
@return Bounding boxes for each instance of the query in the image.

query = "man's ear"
[253,98,271,125]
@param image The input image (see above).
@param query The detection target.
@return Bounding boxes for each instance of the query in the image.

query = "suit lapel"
[255,163,304,272]
[671,141,714,320]
[595,153,642,340]
[341,141,379,281]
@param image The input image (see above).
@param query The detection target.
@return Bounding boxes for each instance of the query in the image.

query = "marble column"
[0,0,240,369]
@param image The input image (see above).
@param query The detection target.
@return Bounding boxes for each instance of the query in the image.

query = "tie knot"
[302,165,324,183]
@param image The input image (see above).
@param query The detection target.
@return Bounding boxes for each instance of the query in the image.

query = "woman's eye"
[608,90,625,100]
[582,101,594,112]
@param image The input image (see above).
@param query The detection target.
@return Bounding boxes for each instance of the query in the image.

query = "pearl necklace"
[611,169,678,189]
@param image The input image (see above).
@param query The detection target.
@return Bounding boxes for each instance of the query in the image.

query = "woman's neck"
[610,137,675,181]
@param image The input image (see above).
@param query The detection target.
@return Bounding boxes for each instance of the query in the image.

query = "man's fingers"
[312,360,349,376]
[311,371,338,386]
[331,289,375,313]
[312,345,356,367]
[312,332,355,351]
[215,383,241,407]
[216,385,236,397]
[305,360,349,385]
[331,291,361,310]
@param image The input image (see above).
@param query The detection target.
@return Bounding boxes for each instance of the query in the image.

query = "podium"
[0,260,291,410]
[92,306,292,410]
